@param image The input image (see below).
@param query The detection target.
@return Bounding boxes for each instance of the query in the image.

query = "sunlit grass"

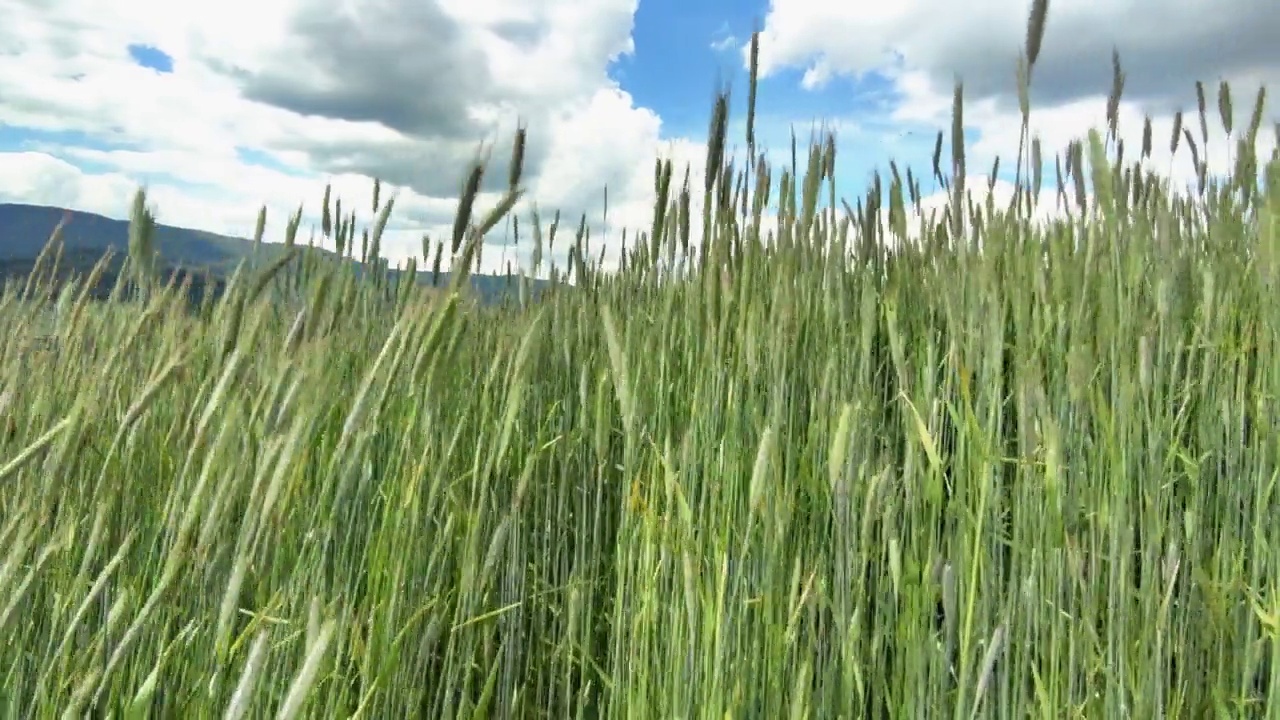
[2,5,1280,717]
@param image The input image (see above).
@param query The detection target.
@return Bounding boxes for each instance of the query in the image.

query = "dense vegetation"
[3,5,1280,717]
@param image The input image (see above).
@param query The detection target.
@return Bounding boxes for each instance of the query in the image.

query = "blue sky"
[127,44,174,74]
[613,0,952,204]
[1,0,1274,269]
[0,0,1046,265]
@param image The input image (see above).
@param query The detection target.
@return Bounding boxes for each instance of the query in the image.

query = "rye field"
[3,15,1280,719]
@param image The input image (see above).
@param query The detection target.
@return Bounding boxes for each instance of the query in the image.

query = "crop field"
[2,7,1280,718]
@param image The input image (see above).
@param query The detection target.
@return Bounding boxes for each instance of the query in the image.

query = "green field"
[3,10,1280,718]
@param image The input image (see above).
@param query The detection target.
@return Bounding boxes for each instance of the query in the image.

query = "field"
[3,13,1280,719]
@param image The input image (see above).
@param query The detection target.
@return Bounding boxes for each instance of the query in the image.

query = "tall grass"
[3,8,1280,717]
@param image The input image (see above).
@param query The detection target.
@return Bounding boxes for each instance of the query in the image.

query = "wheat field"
[2,3,1280,717]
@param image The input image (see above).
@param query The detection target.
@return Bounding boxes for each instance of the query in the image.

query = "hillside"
[0,202,546,305]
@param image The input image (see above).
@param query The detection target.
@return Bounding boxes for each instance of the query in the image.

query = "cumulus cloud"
[755,0,1280,109]
[755,0,1280,197]
[10,0,1270,284]
[0,0,710,275]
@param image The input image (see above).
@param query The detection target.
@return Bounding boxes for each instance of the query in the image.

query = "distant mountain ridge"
[0,202,546,305]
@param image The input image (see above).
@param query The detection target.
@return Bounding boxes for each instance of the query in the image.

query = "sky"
[1,0,1277,274]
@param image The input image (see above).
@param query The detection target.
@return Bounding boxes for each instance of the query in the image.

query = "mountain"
[0,203,547,307]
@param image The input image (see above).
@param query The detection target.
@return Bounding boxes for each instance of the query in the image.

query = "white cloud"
[0,152,138,214]
[710,36,737,53]
[0,0,700,276]
[890,68,1279,198]
[754,0,1280,205]
[11,0,1271,289]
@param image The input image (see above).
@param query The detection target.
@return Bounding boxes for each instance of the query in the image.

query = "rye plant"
[2,2,1279,717]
